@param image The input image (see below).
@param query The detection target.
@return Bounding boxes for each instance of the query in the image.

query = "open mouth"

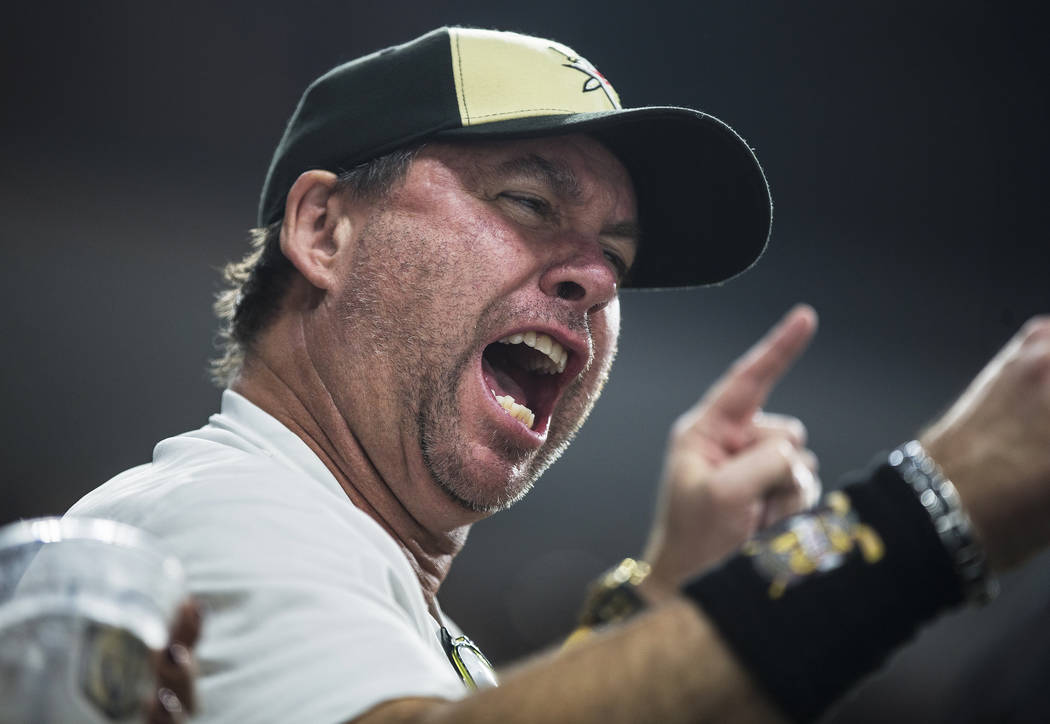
[480,330,575,435]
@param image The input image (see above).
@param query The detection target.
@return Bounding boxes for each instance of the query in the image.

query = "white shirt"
[69,390,467,723]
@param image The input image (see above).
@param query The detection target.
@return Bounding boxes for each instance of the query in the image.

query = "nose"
[538,234,619,313]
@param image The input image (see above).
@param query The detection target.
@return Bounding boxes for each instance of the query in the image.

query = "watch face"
[79,621,151,720]
[592,584,646,625]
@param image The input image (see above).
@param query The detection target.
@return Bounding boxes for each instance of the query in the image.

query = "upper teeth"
[498,332,568,374]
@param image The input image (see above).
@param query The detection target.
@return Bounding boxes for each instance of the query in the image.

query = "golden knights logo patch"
[449,27,621,127]
[743,491,885,599]
[547,46,619,109]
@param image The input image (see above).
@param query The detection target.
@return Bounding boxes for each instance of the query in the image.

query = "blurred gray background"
[2,1,1047,721]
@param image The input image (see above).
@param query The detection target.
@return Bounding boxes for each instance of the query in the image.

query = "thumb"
[707,436,798,503]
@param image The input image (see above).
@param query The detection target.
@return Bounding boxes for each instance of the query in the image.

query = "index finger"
[703,304,818,421]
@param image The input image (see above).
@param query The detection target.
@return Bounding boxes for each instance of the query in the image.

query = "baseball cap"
[258,27,771,289]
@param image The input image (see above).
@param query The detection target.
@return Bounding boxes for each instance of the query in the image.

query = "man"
[69,27,1050,723]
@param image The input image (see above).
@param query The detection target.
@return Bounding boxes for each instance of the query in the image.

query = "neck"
[232,329,470,605]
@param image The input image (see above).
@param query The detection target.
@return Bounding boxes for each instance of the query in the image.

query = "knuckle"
[1020,316,1050,343]
[770,436,796,463]
[755,412,807,447]
[789,457,812,486]
[1018,341,1050,382]
[769,440,798,481]
[670,410,699,438]
[1034,353,1050,384]
[787,417,808,446]
[802,447,820,472]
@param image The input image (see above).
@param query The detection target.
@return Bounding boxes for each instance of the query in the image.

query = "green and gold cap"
[259,27,771,289]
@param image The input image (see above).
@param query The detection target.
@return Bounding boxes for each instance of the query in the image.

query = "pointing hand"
[640,305,820,600]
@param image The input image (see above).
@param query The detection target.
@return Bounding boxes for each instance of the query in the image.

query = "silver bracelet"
[888,440,999,604]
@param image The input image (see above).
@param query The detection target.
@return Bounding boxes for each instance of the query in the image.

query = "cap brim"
[435,106,772,289]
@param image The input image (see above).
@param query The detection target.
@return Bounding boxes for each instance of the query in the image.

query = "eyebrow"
[604,219,641,243]
[494,153,583,201]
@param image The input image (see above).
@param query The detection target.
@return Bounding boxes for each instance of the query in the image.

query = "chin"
[420,438,541,515]
[419,404,588,516]
[413,337,604,515]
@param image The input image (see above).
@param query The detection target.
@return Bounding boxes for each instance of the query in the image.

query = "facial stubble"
[342,205,615,516]
[415,312,611,515]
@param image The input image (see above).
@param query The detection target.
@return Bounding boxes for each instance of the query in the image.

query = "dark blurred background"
[2,1,1047,721]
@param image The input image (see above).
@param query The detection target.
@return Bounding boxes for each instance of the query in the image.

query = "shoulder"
[72,426,399,578]
[68,408,466,721]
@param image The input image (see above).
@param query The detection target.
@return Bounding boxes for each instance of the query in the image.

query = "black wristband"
[683,459,964,723]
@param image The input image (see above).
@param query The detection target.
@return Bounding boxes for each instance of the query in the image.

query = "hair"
[210,146,423,387]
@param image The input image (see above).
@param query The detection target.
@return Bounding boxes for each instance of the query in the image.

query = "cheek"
[592,300,621,366]
[414,210,526,288]
[391,172,540,293]
[454,210,535,288]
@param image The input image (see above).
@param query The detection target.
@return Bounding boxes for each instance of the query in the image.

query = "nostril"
[556,281,585,301]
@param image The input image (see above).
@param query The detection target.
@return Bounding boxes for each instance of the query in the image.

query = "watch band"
[889,440,998,603]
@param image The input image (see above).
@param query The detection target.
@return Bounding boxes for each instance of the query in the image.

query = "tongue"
[482,355,528,405]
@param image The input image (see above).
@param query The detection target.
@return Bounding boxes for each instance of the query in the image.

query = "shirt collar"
[209,389,349,502]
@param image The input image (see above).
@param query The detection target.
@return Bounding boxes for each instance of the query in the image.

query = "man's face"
[315,134,638,518]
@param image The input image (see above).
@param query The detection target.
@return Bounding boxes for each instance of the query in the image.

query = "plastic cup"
[0,516,186,723]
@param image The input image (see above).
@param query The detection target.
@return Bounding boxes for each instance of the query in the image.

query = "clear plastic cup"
[0,516,186,723]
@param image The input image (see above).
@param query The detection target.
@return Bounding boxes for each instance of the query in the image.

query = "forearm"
[356,599,781,724]
[359,451,957,724]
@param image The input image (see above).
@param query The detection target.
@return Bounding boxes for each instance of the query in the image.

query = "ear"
[280,170,346,290]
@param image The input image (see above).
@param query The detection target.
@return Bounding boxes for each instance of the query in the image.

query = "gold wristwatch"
[565,558,651,648]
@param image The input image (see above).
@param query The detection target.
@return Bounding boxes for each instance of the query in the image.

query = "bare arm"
[354,598,781,724]
[356,312,1050,724]
[920,314,1050,572]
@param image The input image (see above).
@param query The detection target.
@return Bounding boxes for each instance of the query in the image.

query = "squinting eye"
[603,249,629,280]
[499,192,552,216]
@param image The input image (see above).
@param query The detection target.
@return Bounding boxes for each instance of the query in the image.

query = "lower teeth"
[492,390,536,429]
